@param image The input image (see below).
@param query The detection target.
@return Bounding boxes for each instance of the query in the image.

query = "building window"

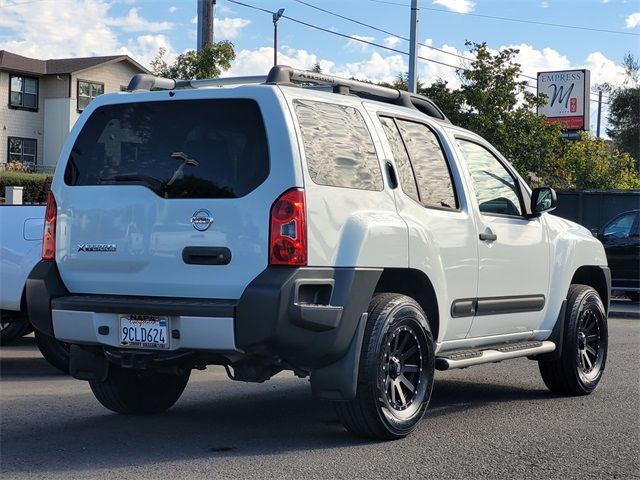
[77,80,104,111]
[9,75,38,110]
[8,137,37,168]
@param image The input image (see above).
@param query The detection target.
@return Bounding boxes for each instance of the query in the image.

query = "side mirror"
[531,187,557,215]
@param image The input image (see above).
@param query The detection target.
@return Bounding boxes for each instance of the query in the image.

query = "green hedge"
[0,172,52,204]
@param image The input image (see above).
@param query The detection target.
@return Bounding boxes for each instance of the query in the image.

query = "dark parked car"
[597,210,639,302]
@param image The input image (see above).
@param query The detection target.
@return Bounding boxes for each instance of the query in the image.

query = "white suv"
[27,66,610,439]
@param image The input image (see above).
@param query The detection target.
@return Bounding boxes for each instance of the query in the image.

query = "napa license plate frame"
[119,314,170,349]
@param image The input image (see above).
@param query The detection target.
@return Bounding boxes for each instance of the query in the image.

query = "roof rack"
[126,65,449,122]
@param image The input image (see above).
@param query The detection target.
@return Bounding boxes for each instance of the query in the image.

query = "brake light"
[42,191,57,261]
[269,188,307,266]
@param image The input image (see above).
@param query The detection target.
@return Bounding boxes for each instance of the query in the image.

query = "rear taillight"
[269,188,307,266]
[42,191,57,261]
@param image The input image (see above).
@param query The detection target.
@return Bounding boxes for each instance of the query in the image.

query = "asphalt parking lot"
[1,303,638,480]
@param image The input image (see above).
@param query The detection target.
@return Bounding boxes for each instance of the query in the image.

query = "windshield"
[64,99,269,199]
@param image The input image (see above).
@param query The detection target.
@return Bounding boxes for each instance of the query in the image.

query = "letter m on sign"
[549,83,575,109]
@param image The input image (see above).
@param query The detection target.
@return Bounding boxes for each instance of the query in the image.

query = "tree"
[150,42,235,80]
[379,42,640,189]
[604,53,640,168]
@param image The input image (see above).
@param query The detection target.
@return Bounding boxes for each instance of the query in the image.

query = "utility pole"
[273,9,285,66]
[408,0,419,93]
[596,89,603,138]
[197,0,216,52]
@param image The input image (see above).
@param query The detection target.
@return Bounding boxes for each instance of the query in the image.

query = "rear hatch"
[56,93,293,299]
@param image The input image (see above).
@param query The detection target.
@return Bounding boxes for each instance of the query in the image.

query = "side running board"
[435,341,556,371]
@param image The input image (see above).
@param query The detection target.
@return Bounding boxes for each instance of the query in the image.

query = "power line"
[226,0,609,105]
[227,0,471,72]
[294,0,473,65]
[291,0,609,102]
[367,0,639,37]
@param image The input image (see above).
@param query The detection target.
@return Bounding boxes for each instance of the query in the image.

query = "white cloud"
[120,34,176,70]
[384,36,403,49]
[214,17,251,40]
[191,16,198,25]
[541,1,549,8]
[625,12,640,28]
[433,0,476,13]
[0,0,176,68]
[106,8,174,33]
[168,6,177,14]
[346,35,376,52]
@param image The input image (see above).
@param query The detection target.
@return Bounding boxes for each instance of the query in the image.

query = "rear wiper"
[99,174,166,196]
[167,151,199,187]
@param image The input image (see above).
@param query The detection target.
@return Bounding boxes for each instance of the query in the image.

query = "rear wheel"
[90,366,190,414]
[539,284,608,395]
[334,293,435,440]
[34,330,70,373]
[0,318,31,345]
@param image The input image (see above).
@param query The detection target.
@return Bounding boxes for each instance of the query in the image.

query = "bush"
[0,172,52,204]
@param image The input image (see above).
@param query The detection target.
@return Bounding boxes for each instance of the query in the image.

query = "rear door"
[55,91,297,299]
[454,137,550,338]
[600,211,640,287]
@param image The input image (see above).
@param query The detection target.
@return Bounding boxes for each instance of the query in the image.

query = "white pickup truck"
[1,204,68,371]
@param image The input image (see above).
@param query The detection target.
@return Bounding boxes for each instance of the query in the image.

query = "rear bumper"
[27,261,381,368]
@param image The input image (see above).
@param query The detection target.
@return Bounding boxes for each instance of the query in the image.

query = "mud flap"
[310,312,368,401]
[69,345,109,381]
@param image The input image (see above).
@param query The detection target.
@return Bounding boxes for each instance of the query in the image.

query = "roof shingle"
[0,50,148,75]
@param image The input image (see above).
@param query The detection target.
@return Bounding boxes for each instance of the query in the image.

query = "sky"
[0,0,639,134]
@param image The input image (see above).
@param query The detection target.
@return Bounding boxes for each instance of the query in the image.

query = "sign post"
[537,69,590,135]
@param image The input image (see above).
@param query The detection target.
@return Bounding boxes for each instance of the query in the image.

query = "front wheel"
[539,284,608,395]
[89,366,190,414]
[334,293,435,440]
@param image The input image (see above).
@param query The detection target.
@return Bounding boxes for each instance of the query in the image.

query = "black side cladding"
[236,267,382,368]
[26,261,69,336]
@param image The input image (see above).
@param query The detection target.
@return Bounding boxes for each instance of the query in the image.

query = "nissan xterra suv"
[27,66,610,440]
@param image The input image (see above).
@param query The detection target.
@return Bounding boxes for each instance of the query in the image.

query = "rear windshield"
[64,99,269,199]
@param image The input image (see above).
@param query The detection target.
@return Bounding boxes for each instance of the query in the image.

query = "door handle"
[479,229,497,242]
[182,247,231,265]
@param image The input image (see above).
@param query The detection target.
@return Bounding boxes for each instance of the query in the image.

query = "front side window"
[8,137,37,167]
[395,119,458,209]
[9,75,38,109]
[456,139,523,216]
[603,213,636,238]
[77,80,105,111]
[294,100,383,191]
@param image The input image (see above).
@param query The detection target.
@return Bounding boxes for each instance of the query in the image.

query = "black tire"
[626,292,639,303]
[0,319,31,345]
[89,366,190,414]
[334,293,435,440]
[34,330,71,373]
[539,284,608,396]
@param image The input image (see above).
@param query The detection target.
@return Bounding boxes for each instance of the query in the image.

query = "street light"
[273,8,285,66]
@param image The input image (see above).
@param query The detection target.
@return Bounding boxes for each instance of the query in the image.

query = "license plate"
[119,314,169,349]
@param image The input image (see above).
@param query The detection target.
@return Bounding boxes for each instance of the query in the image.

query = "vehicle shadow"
[0,373,554,475]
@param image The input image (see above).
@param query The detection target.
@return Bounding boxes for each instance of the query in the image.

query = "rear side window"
[379,117,419,203]
[395,119,458,210]
[294,99,383,191]
[64,99,269,199]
